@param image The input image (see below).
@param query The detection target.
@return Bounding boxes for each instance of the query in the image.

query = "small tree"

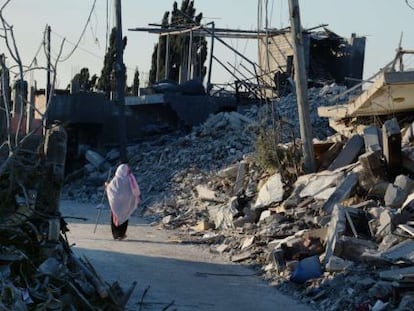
[132,68,140,96]
[97,28,127,98]
[70,67,97,91]
[149,12,169,84]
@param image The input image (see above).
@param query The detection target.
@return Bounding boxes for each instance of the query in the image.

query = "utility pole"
[187,30,193,81]
[156,35,161,82]
[0,54,10,136]
[206,22,215,94]
[114,0,127,163]
[165,33,170,79]
[46,25,51,104]
[288,0,315,173]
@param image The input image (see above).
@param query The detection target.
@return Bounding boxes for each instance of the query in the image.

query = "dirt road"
[60,200,312,311]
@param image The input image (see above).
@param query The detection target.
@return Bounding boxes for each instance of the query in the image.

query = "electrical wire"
[58,0,97,62]
[27,36,45,70]
[89,7,100,49]
[51,30,102,60]
[52,30,138,75]
[406,0,414,10]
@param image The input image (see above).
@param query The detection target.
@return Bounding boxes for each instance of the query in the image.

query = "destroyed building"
[4,1,405,307]
[61,81,414,310]
[318,49,414,137]
[259,27,366,97]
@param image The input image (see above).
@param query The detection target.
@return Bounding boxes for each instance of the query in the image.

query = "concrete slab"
[254,173,284,208]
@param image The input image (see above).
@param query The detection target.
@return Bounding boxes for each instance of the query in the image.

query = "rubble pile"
[0,125,135,310]
[275,84,350,140]
[62,85,414,310]
[63,109,259,206]
[0,226,136,310]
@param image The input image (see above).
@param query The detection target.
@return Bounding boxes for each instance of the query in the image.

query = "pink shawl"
[106,164,141,226]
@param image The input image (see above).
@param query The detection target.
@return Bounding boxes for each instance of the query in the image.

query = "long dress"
[111,212,128,239]
[106,164,140,240]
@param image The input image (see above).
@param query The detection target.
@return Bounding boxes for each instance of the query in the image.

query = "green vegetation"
[148,0,207,85]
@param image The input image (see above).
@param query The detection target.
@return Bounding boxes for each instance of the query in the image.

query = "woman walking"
[105,163,141,240]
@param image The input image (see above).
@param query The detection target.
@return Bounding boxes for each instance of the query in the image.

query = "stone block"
[300,170,343,198]
[382,117,402,178]
[196,184,223,202]
[328,134,364,171]
[358,151,385,190]
[394,174,414,193]
[382,239,414,263]
[254,173,284,208]
[363,126,382,153]
[322,172,359,214]
[384,183,406,208]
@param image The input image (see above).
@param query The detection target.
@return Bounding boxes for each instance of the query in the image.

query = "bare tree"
[0,0,66,212]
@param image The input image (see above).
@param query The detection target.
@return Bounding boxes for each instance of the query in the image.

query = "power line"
[51,30,139,75]
[58,0,97,62]
[51,30,102,60]
[27,33,45,70]
[406,0,414,10]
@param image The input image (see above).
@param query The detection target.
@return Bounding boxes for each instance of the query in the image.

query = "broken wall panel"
[382,118,402,178]
[327,134,364,171]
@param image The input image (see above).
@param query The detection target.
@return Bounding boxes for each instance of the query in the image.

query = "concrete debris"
[327,134,364,171]
[325,255,353,272]
[208,199,239,230]
[85,149,111,171]
[299,170,344,199]
[321,172,359,214]
[364,126,383,153]
[254,173,284,208]
[60,84,414,310]
[0,124,134,309]
[382,240,414,263]
[196,184,224,202]
[385,175,414,208]
[382,118,402,177]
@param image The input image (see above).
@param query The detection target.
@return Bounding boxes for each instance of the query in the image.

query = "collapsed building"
[0,22,366,174]
[61,81,414,310]
[0,20,371,310]
[258,27,366,97]
[318,49,414,136]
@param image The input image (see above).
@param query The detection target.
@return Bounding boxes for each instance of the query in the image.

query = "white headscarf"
[106,164,141,226]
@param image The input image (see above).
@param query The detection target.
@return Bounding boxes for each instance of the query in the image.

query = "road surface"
[60,200,313,311]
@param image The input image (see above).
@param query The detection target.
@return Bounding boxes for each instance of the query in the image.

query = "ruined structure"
[259,27,366,97]
[318,49,414,136]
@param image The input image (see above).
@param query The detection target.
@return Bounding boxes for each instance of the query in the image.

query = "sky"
[0,0,413,90]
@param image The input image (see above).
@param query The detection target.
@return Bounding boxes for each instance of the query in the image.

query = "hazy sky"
[1,0,413,89]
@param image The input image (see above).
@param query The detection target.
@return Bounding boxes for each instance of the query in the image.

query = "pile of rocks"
[63,84,414,310]
[275,83,349,140]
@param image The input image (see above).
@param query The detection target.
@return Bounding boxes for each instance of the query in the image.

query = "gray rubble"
[62,84,414,310]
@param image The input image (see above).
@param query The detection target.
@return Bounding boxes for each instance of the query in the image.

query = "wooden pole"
[156,35,161,82]
[164,34,170,80]
[46,25,51,104]
[288,0,315,173]
[187,30,193,81]
[206,22,215,94]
